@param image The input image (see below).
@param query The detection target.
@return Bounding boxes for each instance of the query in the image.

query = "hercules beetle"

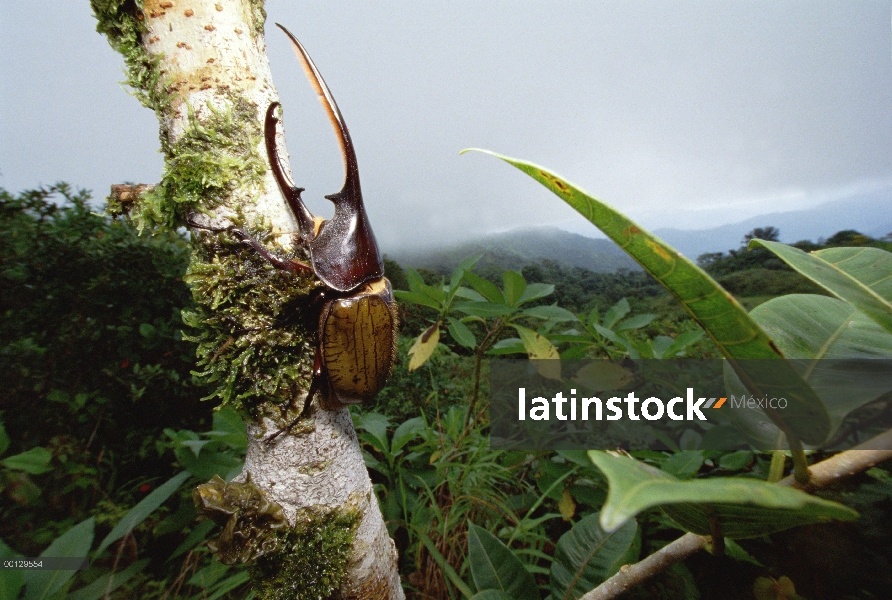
[196,24,397,441]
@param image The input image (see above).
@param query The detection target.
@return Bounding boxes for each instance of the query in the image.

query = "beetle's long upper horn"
[275,23,383,293]
[276,23,361,206]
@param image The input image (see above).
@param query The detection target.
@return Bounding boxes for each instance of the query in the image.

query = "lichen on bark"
[193,474,289,564]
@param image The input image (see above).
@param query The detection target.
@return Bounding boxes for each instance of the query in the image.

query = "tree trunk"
[92,1,403,597]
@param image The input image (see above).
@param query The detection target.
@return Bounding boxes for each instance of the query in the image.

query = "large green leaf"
[463,271,506,305]
[467,523,539,600]
[470,591,514,600]
[465,149,830,445]
[65,559,149,600]
[588,451,856,538]
[0,421,9,457]
[448,317,477,349]
[725,294,892,447]
[22,518,94,600]
[206,407,247,450]
[391,417,426,454]
[752,241,892,334]
[1,447,53,475]
[0,569,23,600]
[502,270,527,307]
[393,290,442,310]
[96,471,190,555]
[175,445,242,481]
[549,513,639,600]
[354,412,391,455]
[517,282,555,305]
[204,571,251,600]
[0,539,24,600]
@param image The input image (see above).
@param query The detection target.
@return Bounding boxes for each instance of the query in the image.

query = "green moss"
[194,477,364,598]
[248,0,267,37]
[135,96,266,231]
[90,0,171,113]
[182,224,318,418]
[249,494,364,600]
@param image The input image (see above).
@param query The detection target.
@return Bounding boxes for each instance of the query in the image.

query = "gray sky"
[1,2,890,254]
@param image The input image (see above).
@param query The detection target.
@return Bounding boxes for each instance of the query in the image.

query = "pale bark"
[97,1,403,597]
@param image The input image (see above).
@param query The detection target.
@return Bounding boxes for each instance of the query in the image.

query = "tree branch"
[92,1,403,597]
[582,428,892,600]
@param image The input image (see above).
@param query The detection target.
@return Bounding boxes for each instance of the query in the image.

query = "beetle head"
[266,24,384,293]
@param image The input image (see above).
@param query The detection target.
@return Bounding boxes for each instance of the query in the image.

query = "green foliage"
[549,512,639,600]
[0,185,210,553]
[588,451,856,538]
[0,185,257,598]
[467,523,539,600]
[6,170,890,600]
[751,241,892,334]
[723,243,892,450]
[162,406,248,481]
[371,338,473,422]
[383,255,409,294]
[21,518,95,600]
[396,256,563,364]
[468,150,838,448]
[549,297,703,360]
[354,407,525,598]
[713,267,824,297]
[449,149,892,598]
[0,407,251,599]
[522,261,663,314]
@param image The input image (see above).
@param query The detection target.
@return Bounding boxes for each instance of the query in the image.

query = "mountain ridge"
[387,191,890,274]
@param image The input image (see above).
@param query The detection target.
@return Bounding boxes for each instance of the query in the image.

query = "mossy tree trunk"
[91,1,403,598]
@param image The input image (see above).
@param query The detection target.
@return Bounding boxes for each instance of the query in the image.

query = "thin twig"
[581,428,892,600]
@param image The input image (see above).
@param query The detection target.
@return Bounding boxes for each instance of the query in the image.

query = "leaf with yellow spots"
[559,487,576,521]
[407,322,440,371]
[514,324,561,380]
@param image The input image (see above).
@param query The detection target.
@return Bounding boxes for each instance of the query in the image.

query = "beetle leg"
[227,228,313,276]
[265,347,324,445]
[187,215,312,276]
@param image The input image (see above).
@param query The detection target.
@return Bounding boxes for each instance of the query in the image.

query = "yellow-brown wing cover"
[321,280,396,404]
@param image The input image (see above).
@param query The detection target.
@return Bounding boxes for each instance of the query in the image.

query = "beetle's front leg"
[265,346,325,446]
[226,228,314,277]
[187,215,313,277]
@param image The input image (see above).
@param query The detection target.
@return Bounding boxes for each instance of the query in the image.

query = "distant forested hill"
[388,226,640,275]
[388,189,891,275]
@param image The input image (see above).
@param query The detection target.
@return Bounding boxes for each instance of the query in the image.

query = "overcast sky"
[1,2,890,253]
